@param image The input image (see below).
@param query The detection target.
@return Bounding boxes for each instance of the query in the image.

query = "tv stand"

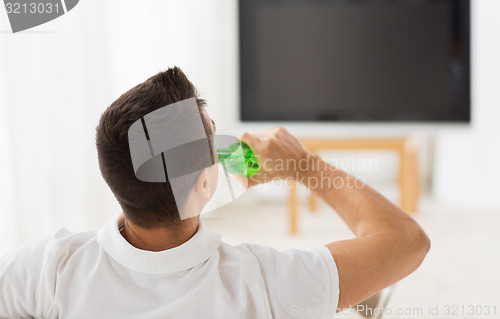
[288,137,420,234]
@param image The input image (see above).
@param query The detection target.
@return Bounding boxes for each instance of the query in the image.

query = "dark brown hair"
[96,67,210,229]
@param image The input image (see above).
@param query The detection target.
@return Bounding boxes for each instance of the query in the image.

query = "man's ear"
[194,169,211,198]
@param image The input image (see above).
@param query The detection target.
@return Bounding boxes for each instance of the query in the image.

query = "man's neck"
[118,215,200,252]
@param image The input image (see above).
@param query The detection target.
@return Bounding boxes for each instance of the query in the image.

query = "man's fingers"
[238,132,264,161]
[238,132,261,148]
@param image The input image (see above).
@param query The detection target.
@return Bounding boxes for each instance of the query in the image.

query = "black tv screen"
[239,0,470,122]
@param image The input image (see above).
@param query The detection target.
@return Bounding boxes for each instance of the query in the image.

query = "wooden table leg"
[308,192,317,212]
[399,148,408,212]
[400,142,419,213]
[406,144,419,213]
[288,180,298,234]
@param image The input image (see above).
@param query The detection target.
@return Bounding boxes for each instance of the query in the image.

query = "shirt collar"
[96,214,221,274]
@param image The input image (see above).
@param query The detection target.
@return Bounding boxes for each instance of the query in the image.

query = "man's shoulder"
[40,228,99,263]
[217,240,331,267]
[46,228,97,247]
[3,228,97,258]
[0,228,98,281]
[219,240,329,258]
[10,229,97,264]
[217,240,272,256]
[215,241,273,268]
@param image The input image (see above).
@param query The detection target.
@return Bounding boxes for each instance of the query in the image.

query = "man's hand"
[239,127,310,187]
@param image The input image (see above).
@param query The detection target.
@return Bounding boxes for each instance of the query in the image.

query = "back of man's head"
[96,67,211,229]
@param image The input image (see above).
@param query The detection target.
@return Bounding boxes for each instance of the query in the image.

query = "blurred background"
[1,0,499,317]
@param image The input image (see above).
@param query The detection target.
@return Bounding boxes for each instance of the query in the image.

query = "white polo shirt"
[0,214,339,319]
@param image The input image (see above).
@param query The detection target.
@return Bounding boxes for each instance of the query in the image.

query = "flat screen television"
[239,0,470,123]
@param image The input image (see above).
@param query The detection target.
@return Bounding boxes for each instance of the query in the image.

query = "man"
[0,67,430,318]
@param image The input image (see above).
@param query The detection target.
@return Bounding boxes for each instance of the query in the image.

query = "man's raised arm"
[240,127,431,311]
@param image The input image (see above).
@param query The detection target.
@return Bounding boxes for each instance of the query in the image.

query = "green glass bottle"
[217,142,259,176]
